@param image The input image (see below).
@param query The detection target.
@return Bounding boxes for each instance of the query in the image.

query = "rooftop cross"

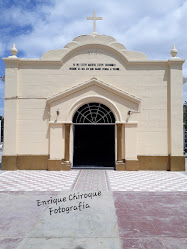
[87,10,102,34]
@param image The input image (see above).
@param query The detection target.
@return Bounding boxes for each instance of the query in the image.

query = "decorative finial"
[170,44,178,57]
[10,44,18,57]
[87,10,102,34]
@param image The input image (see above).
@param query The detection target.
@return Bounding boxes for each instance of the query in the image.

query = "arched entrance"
[73,103,115,167]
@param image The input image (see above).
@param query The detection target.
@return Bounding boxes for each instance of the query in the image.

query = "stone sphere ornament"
[10,44,18,57]
[170,44,178,57]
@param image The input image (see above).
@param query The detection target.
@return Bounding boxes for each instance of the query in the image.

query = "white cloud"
[4,1,185,63]
[0,0,187,112]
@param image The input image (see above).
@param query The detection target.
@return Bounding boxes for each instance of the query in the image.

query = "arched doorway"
[73,103,115,167]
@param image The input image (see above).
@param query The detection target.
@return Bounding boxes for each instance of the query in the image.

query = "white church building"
[2,12,185,171]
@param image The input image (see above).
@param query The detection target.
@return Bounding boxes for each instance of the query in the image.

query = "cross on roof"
[87,10,102,33]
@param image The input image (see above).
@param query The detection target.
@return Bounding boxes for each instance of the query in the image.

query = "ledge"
[49,121,72,125]
[115,121,138,125]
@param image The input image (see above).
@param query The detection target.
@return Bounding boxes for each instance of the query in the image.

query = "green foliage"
[183,104,187,130]
[0,116,4,142]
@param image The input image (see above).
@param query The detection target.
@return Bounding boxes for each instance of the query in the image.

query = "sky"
[0,0,187,116]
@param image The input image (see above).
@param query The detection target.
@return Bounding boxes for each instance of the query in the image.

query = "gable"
[46,77,141,105]
[46,77,141,122]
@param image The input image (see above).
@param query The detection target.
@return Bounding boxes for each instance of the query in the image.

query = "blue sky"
[1,0,187,116]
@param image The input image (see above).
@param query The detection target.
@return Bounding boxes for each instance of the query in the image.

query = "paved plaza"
[0,170,79,191]
[0,162,187,248]
[0,169,187,192]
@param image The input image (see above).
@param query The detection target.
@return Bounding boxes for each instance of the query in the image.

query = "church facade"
[2,31,185,171]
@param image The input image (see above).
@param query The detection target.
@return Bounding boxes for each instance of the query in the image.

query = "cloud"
[0,1,186,59]
[10,2,187,64]
[0,0,187,115]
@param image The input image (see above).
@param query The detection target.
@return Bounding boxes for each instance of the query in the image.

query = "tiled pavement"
[0,169,187,191]
[0,170,79,191]
[107,170,187,191]
[0,169,187,249]
[73,170,109,191]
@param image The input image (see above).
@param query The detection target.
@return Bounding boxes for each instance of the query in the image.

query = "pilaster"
[49,123,64,159]
[3,57,19,157]
[168,59,184,156]
[125,122,139,170]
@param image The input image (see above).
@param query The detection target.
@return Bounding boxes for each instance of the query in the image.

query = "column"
[116,123,125,170]
[117,124,122,162]
[64,123,71,163]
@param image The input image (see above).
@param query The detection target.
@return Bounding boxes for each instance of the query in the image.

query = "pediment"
[46,77,141,105]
